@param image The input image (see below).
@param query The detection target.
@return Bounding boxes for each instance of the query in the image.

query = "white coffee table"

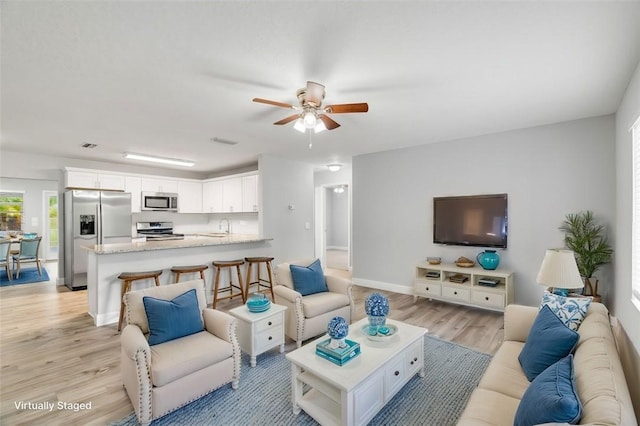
[286,318,427,426]
[229,303,287,367]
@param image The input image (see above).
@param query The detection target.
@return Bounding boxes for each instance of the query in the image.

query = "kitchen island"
[85,234,273,326]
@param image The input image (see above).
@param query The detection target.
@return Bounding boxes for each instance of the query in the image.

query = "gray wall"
[0,177,58,236]
[352,115,616,308]
[326,186,348,249]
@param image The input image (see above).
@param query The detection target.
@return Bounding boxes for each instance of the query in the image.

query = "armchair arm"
[203,308,237,344]
[325,274,352,295]
[274,284,302,303]
[504,304,538,343]
[120,325,152,425]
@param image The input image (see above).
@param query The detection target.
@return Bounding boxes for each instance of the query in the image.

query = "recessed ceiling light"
[123,152,195,167]
[327,164,342,172]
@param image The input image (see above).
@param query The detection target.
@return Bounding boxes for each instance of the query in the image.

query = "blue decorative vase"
[365,292,390,330]
[476,250,500,270]
[327,316,349,349]
[368,315,387,328]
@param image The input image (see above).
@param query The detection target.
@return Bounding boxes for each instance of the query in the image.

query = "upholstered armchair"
[121,279,241,425]
[274,260,354,348]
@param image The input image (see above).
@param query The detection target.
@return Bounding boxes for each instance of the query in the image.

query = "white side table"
[229,303,287,367]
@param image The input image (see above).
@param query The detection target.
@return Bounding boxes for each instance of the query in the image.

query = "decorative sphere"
[365,292,390,317]
[327,316,349,339]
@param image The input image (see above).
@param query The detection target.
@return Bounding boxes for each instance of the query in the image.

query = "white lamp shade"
[536,249,584,289]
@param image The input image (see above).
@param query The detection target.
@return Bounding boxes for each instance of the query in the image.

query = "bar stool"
[244,256,275,302]
[118,270,163,331]
[171,264,208,283]
[211,260,245,308]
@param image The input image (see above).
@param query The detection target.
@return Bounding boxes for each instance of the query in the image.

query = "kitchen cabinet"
[202,180,223,213]
[65,169,125,191]
[242,174,259,212]
[178,180,202,213]
[140,177,178,193]
[222,177,242,213]
[125,176,142,213]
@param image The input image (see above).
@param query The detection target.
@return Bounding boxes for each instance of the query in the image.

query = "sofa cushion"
[540,291,592,331]
[457,388,521,425]
[477,341,530,400]
[518,305,579,382]
[144,289,204,345]
[302,292,351,318]
[290,259,329,296]
[514,355,582,426]
[150,330,234,387]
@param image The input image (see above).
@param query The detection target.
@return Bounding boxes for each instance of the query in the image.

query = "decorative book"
[449,273,469,283]
[316,339,361,365]
[315,346,361,366]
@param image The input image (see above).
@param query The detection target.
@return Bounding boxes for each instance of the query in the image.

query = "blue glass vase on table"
[365,292,390,332]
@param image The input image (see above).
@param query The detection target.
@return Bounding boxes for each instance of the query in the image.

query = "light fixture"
[314,120,326,133]
[294,112,325,134]
[327,164,342,172]
[123,152,195,167]
[303,112,317,128]
[294,118,306,133]
[536,249,584,296]
[333,185,345,194]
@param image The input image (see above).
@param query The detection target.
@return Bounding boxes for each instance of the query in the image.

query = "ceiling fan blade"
[253,98,295,109]
[324,103,369,114]
[319,114,341,130]
[273,114,300,125]
[304,81,325,106]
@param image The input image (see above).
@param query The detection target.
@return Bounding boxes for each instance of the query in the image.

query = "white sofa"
[458,303,637,425]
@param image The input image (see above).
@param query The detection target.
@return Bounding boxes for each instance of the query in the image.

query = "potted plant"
[559,211,613,299]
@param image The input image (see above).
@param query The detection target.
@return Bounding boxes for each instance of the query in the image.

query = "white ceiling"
[2,1,639,175]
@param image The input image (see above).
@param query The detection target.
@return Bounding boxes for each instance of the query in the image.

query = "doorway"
[323,185,350,270]
[42,191,59,260]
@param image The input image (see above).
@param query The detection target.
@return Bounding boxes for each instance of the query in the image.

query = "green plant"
[559,211,613,296]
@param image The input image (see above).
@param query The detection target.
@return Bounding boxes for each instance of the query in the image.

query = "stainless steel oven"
[141,192,179,212]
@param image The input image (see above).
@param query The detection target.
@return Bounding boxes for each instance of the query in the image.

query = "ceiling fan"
[252,81,369,133]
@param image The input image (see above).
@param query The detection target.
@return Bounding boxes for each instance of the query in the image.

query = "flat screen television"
[433,194,508,248]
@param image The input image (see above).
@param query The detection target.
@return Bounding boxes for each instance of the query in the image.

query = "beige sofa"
[121,279,241,425]
[274,260,354,347]
[458,303,637,425]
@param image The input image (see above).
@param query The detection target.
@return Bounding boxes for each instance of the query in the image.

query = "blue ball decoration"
[327,316,349,339]
[365,292,390,317]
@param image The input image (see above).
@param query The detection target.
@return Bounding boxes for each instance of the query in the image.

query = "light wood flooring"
[0,267,503,425]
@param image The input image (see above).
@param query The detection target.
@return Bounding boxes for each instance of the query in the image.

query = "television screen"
[433,194,508,248]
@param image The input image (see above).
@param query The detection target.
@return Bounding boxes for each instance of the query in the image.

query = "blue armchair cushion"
[518,305,579,381]
[143,289,204,345]
[514,355,582,426]
[290,259,328,296]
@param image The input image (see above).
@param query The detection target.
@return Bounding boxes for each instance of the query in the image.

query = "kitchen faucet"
[219,218,230,234]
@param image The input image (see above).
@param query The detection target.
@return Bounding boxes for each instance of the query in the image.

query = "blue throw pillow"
[518,305,579,382]
[143,289,204,345]
[514,355,582,426]
[290,259,328,296]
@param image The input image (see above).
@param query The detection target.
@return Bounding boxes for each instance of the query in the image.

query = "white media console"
[413,261,514,311]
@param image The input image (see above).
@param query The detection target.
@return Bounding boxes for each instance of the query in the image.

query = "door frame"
[315,183,351,271]
[42,190,59,261]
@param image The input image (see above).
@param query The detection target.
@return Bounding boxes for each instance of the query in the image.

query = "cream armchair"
[121,279,240,425]
[274,260,354,348]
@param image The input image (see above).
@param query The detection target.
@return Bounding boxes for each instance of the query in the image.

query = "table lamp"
[536,249,584,297]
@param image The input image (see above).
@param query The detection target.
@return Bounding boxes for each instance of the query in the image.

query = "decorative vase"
[368,314,387,328]
[327,316,349,349]
[365,293,390,330]
[476,250,500,270]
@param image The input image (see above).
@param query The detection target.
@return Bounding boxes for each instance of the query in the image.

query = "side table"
[229,303,287,367]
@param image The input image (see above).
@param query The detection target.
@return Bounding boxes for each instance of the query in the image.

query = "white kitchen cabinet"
[140,177,178,193]
[202,180,223,213]
[222,177,242,213]
[242,174,259,212]
[413,262,514,312]
[125,176,142,213]
[178,180,202,213]
[65,169,125,191]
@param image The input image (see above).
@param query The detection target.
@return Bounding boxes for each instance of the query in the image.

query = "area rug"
[0,267,49,286]
[111,335,491,426]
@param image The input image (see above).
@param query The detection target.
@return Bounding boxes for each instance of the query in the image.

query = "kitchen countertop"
[86,233,273,254]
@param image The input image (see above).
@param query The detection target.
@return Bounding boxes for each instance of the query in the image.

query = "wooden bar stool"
[118,270,163,331]
[211,260,245,308]
[244,256,275,302]
[171,264,208,283]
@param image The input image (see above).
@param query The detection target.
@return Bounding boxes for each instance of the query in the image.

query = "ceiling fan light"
[314,120,326,133]
[293,118,306,133]
[303,112,316,128]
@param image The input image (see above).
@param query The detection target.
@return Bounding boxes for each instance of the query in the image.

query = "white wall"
[326,186,349,248]
[259,154,315,264]
[352,115,616,307]
[615,61,640,352]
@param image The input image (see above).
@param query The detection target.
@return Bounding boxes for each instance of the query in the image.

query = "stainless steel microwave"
[141,192,179,211]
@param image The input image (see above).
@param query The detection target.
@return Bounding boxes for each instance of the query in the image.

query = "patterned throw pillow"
[540,291,592,331]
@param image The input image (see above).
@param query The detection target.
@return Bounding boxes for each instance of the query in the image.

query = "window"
[0,191,24,231]
[632,116,640,311]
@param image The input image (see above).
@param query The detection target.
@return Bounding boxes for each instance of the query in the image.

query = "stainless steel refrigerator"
[64,190,132,290]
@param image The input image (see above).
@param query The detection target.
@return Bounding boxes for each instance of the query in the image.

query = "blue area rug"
[0,267,49,286]
[111,335,491,426]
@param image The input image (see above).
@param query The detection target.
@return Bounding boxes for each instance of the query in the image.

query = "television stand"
[413,262,514,311]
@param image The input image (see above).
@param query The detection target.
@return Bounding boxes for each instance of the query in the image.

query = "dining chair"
[0,240,12,281]
[12,237,42,279]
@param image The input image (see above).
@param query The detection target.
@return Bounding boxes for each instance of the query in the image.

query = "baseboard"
[327,246,348,251]
[352,277,413,295]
